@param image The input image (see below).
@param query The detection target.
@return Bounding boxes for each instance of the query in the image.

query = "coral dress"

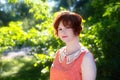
[50,47,87,80]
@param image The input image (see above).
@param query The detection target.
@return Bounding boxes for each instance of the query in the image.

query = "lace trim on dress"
[59,47,84,64]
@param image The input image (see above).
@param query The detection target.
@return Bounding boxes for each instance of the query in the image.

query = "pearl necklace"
[59,47,81,64]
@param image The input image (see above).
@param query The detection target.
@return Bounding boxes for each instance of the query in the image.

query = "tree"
[80,0,120,80]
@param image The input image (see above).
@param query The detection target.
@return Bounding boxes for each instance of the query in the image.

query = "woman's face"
[58,21,77,44]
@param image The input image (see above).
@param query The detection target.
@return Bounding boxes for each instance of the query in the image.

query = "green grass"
[1,56,50,80]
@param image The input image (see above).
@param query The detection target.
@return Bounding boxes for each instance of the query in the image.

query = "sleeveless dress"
[50,47,88,80]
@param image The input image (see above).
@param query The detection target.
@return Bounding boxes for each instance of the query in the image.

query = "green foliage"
[0,21,26,53]
[34,53,53,69]
[1,56,45,80]
[0,1,63,79]
[80,1,120,80]
[1,0,120,80]
[29,2,49,20]
[33,53,53,80]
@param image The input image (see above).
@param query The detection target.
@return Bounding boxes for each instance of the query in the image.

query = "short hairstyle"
[53,11,82,36]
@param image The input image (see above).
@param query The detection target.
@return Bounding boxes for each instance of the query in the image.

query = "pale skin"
[58,21,97,80]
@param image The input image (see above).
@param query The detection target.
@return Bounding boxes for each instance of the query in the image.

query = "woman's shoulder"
[81,47,95,66]
[84,52,94,60]
[80,46,94,62]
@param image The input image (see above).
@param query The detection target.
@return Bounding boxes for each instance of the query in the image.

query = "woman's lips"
[62,36,68,38]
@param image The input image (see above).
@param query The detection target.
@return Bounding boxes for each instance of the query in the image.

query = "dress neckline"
[59,46,83,64]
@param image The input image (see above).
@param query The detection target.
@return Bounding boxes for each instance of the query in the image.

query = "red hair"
[53,11,82,36]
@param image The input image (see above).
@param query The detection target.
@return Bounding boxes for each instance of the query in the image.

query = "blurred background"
[0,0,120,80]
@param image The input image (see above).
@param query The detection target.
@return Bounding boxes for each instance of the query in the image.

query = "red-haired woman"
[50,11,97,80]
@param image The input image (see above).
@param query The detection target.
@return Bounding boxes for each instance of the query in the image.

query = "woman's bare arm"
[81,52,97,80]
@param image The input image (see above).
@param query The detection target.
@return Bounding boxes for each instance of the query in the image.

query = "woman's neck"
[65,37,81,55]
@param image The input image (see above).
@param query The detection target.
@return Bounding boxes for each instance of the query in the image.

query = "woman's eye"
[58,28,62,31]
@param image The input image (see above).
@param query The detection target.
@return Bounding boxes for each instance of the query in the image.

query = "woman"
[50,11,96,80]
